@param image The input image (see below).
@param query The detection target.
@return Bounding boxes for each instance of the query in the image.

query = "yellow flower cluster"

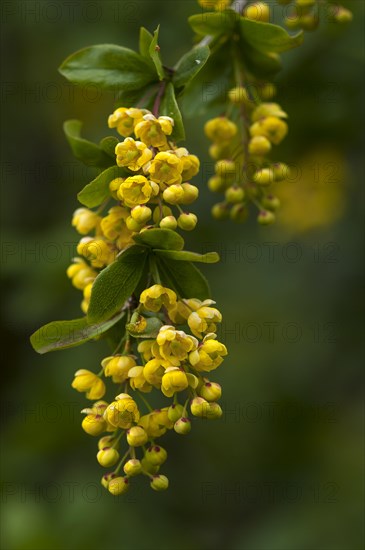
[67,107,201,314]
[206,86,290,225]
[71,284,227,495]
[282,0,352,31]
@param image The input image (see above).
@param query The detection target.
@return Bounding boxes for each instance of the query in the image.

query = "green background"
[1,1,364,549]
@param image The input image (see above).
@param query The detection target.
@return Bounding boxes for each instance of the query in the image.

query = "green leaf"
[99,136,119,158]
[188,11,236,37]
[160,82,185,142]
[59,44,157,91]
[155,249,219,263]
[239,18,303,53]
[243,45,282,78]
[63,120,114,168]
[30,311,125,354]
[149,26,165,81]
[87,245,148,322]
[173,45,210,88]
[139,27,154,59]
[115,83,159,112]
[156,257,211,300]
[77,166,126,208]
[133,228,184,251]
[126,314,163,339]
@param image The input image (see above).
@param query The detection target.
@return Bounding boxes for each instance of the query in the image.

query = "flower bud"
[181,183,199,205]
[98,435,116,450]
[206,402,223,419]
[215,160,237,179]
[82,414,107,436]
[254,168,275,186]
[160,216,177,230]
[145,445,167,466]
[332,7,353,23]
[126,216,143,232]
[150,474,169,491]
[141,457,160,474]
[126,426,148,447]
[163,184,185,204]
[299,14,319,31]
[131,205,152,224]
[109,177,124,200]
[108,476,129,495]
[101,472,116,489]
[190,397,210,417]
[208,175,226,193]
[177,213,197,231]
[199,381,222,401]
[174,417,191,434]
[97,447,120,467]
[212,203,230,220]
[123,459,143,476]
[257,210,276,225]
[230,203,249,223]
[225,185,245,204]
[259,83,276,100]
[272,162,290,181]
[244,2,270,23]
[167,403,185,422]
[228,86,257,106]
[261,194,280,211]
[153,205,172,223]
[248,136,271,156]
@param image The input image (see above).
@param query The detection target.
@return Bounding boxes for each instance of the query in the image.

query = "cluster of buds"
[67,107,200,313]
[280,0,352,31]
[207,85,290,225]
[72,284,227,495]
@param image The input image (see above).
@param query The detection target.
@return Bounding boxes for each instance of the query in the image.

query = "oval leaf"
[99,136,119,157]
[155,249,219,263]
[160,82,185,142]
[30,311,125,354]
[64,120,114,168]
[149,26,165,81]
[156,257,211,300]
[59,44,157,91]
[77,166,126,208]
[173,45,210,88]
[240,19,303,53]
[188,11,236,37]
[88,245,148,323]
[139,27,154,59]
[133,228,184,251]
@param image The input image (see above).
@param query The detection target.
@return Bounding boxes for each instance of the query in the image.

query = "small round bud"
[109,177,124,200]
[259,83,276,100]
[153,205,172,223]
[284,16,301,29]
[261,194,280,211]
[174,417,191,434]
[101,472,116,489]
[108,476,129,495]
[163,184,185,205]
[190,397,210,418]
[141,457,160,474]
[199,381,222,402]
[167,403,185,422]
[131,205,152,224]
[208,175,226,193]
[299,14,319,31]
[82,414,107,436]
[209,143,230,160]
[97,447,120,467]
[248,136,271,156]
[177,213,197,231]
[98,435,116,450]
[145,445,167,466]
[126,216,143,232]
[272,162,290,181]
[206,402,223,419]
[215,160,237,179]
[228,86,257,106]
[160,215,177,230]
[257,210,276,225]
[253,168,275,186]
[230,203,249,223]
[244,2,270,22]
[332,7,353,23]
[123,459,142,476]
[126,426,148,447]
[150,474,169,491]
[212,202,230,220]
[225,185,245,204]
[181,183,199,205]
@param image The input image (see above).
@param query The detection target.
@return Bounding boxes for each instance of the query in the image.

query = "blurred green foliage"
[1,1,364,549]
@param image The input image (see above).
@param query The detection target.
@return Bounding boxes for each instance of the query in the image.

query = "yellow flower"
[248,135,272,156]
[161,367,189,397]
[115,137,152,171]
[71,208,100,235]
[128,366,152,393]
[109,177,125,199]
[198,0,231,10]
[138,408,173,438]
[188,305,222,338]
[66,258,96,290]
[137,340,155,362]
[143,358,165,386]
[81,401,108,436]
[117,175,155,208]
[154,325,198,367]
[81,282,93,314]
[126,426,148,446]
[72,369,106,400]
[134,114,174,148]
[139,284,177,312]
[189,335,227,372]
[77,237,115,268]
[104,393,140,429]
[148,152,184,187]
[166,300,192,324]
[175,148,200,180]
[204,117,237,143]
[250,116,288,145]
[101,355,136,384]
[108,107,144,137]
[251,103,287,122]
[100,206,130,241]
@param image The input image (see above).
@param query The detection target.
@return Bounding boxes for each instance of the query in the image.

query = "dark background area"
[1,1,364,549]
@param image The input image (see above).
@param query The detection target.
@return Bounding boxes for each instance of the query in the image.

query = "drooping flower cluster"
[67,107,200,313]
[72,284,227,495]
[206,85,290,225]
[68,108,227,495]
[281,0,352,31]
